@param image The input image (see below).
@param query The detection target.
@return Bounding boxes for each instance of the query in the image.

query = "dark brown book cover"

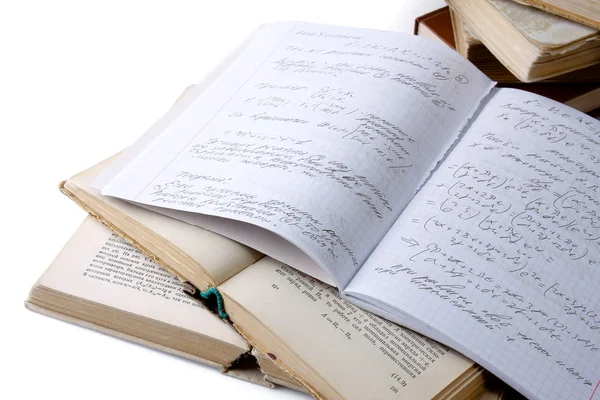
[414,6,455,48]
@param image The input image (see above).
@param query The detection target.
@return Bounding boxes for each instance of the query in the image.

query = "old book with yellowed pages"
[447,6,600,84]
[30,213,518,399]
[415,6,600,113]
[447,7,600,85]
[59,21,600,400]
[25,216,299,390]
[447,0,600,82]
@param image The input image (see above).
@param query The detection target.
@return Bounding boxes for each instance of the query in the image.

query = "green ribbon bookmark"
[198,287,228,319]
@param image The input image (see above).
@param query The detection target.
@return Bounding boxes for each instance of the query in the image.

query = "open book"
[63,22,599,399]
[26,216,306,392]
[50,200,514,399]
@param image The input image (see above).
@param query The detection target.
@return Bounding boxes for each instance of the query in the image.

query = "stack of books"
[27,3,600,400]
[416,0,600,114]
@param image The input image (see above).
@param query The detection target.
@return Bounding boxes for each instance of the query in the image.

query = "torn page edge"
[59,180,317,396]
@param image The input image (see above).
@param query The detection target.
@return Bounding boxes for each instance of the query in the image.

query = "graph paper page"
[102,21,493,288]
[346,88,600,400]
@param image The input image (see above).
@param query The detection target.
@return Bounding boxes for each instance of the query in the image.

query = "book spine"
[183,282,229,319]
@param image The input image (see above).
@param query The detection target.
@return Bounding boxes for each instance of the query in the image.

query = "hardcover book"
[446,0,600,82]
[26,216,299,390]
[415,6,600,113]
[29,214,507,399]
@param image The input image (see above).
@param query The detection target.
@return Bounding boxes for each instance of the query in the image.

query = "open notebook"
[63,22,599,399]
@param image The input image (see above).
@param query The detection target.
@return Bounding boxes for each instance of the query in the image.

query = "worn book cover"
[447,0,600,81]
[415,6,600,112]
[513,0,600,30]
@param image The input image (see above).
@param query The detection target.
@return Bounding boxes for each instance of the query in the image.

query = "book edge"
[512,0,600,30]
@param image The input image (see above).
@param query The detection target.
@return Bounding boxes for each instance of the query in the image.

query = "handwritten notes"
[102,21,493,287]
[347,89,600,400]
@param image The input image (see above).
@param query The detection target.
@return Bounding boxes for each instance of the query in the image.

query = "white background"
[2,1,445,399]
